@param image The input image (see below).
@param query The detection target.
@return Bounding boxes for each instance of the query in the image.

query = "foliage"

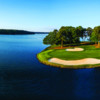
[43,29,58,45]
[43,26,81,47]
[76,26,85,38]
[91,26,100,46]
[87,27,93,36]
[90,32,98,43]
[93,26,100,40]
[56,26,80,44]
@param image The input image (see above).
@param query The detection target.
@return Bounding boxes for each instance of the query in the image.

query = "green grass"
[48,45,100,60]
[37,45,100,68]
[37,49,52,61]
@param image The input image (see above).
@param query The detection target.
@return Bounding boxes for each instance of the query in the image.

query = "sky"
[0,0,100,32]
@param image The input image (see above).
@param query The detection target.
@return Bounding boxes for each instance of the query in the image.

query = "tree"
[43,26,82,48]
[72,27,80,43]
[56,26,80,48]
[64,26,79,43]
[87,27,93,36]
[92,26,100,47]
[43,29,58,45]
[90,32,98,44]
[76,26,85,39]
[56,26,67,48]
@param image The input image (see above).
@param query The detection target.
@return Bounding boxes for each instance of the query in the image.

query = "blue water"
[0,34,100,100]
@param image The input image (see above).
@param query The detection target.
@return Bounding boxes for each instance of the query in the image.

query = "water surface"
[0,34,100,100]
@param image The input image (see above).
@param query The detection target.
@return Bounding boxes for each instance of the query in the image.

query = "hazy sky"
[0,0,100,32]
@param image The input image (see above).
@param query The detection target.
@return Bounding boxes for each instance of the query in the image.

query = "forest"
[43,26,100,48]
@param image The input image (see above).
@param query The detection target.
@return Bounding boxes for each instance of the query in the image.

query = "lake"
[0,34,100,100]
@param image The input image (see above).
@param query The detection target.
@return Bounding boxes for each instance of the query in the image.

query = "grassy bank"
[37,45,100,69]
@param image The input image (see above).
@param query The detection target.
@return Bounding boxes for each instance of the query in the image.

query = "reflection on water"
[0,34,100,100]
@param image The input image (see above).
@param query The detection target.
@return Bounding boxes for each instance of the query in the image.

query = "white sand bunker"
[49,58,100,65]
[66,48,84,51]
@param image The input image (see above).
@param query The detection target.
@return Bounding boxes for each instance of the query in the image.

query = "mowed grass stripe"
[48,45,100,60]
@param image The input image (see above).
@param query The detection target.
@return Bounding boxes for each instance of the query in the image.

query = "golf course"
[37,26,100,69]
[37,44,100,68]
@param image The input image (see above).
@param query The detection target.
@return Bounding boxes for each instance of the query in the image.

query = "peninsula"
[37,26,100,69]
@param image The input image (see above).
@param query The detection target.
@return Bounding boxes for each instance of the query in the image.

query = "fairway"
[48,45,100,60]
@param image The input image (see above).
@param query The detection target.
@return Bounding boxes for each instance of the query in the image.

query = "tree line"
[43,26,100,48]
[0,29,35,35]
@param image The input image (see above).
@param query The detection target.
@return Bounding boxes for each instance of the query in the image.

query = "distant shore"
[0,29,49,35]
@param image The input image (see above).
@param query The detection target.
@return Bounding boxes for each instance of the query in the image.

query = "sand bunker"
[66,48,84,51]
[49,58,100,65]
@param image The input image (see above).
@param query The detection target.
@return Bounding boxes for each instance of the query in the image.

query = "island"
[37,26,100,69]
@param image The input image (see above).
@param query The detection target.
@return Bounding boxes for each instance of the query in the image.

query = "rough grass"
[37,49,52,61]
